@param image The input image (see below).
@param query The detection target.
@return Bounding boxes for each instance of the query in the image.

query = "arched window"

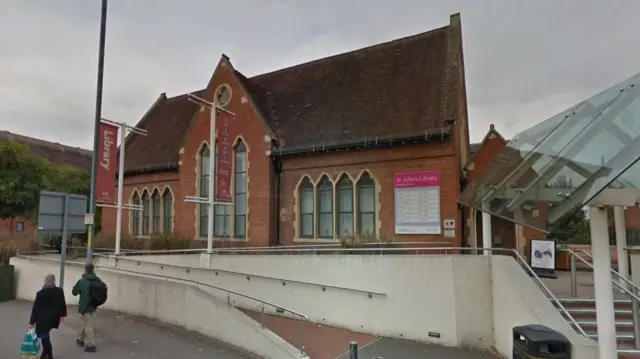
[151,190,161,233]
[337,176,354,237]
[131,192,140,235]
[198,145,210,237]
[357,173,376,236]
[213,144,231,237]
[234,141,247,238]
[317,176,333,238]
[299,178,314,238]
[141,190,150,236]
[162,189,173,233]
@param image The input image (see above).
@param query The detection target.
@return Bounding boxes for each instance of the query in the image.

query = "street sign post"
[37,191,88,289]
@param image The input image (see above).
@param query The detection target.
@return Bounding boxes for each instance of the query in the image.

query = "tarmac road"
[0,300,254,359]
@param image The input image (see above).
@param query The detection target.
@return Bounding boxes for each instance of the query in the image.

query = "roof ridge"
[0,130,91,154]
[248,25,449,81]
[166,89,206,101]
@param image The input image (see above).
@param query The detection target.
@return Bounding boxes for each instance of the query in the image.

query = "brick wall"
[0,218,36,236]
[278,141,462,245]
[101,171,179,235]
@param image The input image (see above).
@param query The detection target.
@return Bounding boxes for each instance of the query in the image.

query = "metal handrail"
[565,248,640,348]
[93,253,387,298]
[106,246,588,337]
[573,249,640,293]
[23,246,589,338]
[93,242,452,257]
[16,254,308,356]
[505,249,589,337]
[565,249,640,302]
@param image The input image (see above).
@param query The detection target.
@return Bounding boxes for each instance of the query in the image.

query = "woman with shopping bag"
[27,274,67,359]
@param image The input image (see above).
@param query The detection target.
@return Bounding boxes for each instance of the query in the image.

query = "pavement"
[335,338,502,359]
[0,300,254,359]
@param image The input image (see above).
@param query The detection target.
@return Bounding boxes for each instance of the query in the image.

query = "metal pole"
[570,253,578,297]
[115,123,126,255]
[482,209,492,256]
[615,206,630,293]
[590,206,618,359]
[207,107,216,253]
[632,288,640,349]
[349,341,358,359]
[59,195,69,289]
[87,0,108,264]
[299,320,305,356]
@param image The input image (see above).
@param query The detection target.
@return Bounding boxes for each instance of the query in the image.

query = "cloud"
[1,0,639,149]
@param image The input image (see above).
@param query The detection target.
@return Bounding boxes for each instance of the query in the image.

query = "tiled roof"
[123,13,463,172]
[0,130,92,173]
[242,26,451,150]
[122,91,204,173]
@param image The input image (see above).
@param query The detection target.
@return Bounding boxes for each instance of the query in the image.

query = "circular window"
[214,84,232,107]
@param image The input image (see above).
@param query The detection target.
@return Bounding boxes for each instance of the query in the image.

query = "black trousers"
[41,336,53,358]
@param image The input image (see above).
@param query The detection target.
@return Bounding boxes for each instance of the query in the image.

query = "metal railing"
[93,252,387,298]
[16,254,308,356]
[91,242,452,257]
[19,246,590,340]
[566,248,640,348]
[110,246,587,337]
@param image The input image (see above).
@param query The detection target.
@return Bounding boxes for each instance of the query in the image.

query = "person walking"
[71,263,104,352]
[29,274,67,359]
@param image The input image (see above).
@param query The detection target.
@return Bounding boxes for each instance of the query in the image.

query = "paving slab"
[336,337,503,359]
[0,300,253,359]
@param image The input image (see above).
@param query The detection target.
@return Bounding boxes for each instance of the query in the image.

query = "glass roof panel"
[459,73,640,232]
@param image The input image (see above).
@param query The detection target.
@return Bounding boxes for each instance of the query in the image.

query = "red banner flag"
[216,111,233,202]
[96,122,119,203]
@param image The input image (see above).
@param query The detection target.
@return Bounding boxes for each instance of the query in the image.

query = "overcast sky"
[1,0,639,150]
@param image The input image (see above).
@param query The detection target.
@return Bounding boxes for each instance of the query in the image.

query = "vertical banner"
[96,122,118,203]
[216,111,233,202]
[394,171,441,234]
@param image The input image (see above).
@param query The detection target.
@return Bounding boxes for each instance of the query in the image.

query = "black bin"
[513,324,571,359]
[0,264,15,302]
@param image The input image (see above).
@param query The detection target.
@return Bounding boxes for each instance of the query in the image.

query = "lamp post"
[86,0,108,263]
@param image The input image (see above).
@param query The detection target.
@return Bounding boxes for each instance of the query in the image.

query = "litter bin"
[513,324,571,359]
[0,264,15,302]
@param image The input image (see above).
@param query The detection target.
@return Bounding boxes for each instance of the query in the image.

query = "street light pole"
[87,0,108,263]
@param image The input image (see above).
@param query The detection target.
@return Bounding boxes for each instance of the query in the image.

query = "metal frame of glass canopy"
[458,72,640,233]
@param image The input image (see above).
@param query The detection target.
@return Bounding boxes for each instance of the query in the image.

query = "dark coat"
[72,273,99,314]
[29,286,67,335]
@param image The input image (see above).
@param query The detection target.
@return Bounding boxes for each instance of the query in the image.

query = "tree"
[547,175,591,244]
[44,163,90,196]
[0,140,49,228]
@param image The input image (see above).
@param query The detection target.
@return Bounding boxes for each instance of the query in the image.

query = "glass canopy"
[458,72,640,233]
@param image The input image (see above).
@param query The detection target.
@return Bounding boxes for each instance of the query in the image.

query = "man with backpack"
[71,263,107,353]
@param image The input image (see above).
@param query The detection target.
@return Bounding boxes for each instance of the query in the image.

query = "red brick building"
[101,13,471,247]
[463,125,547,256]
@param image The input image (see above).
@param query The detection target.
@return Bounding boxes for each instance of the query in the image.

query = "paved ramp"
[0,300,253,359]
[336,337,502,359]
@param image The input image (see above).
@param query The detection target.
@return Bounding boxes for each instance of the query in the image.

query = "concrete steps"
[554,297,640,357]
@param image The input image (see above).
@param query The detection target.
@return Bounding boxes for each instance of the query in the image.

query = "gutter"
[118,162,179,177]
[271,129,451,156]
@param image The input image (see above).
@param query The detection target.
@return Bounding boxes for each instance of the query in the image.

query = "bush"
[148,232,205,250]
[92,232,206,251]
[0,236,42,264]
[338,230,395,248]
[93,232,146,251]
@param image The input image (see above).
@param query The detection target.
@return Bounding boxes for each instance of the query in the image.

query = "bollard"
[349,341,358,359]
